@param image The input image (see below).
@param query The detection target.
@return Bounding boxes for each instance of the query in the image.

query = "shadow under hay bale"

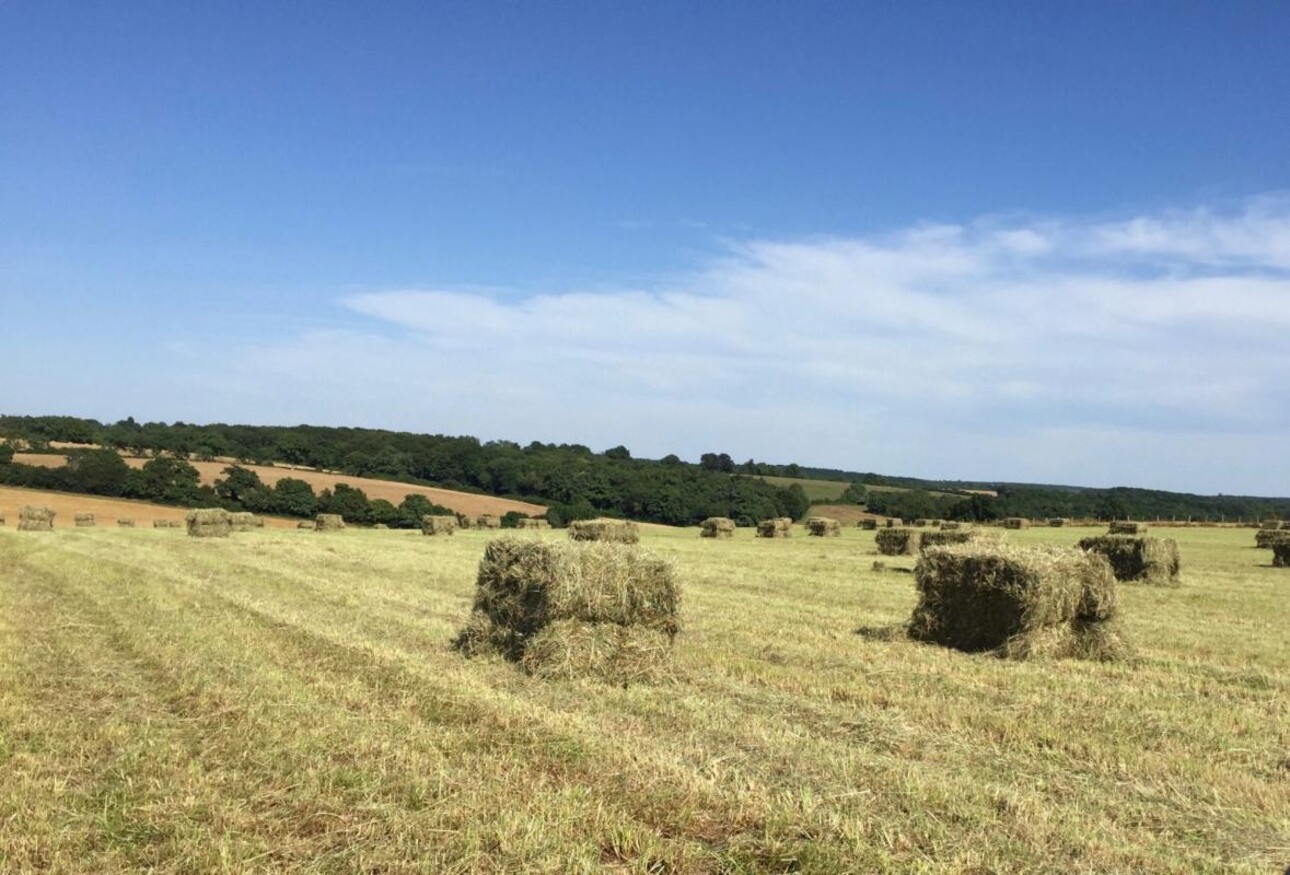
[700,517,735,538]
[807,516,842,537]
[1002,518,1030,530]
[1273,543,1290,568]
[117,518,135,528]
[476,514,501,529]
[859,519,878,530]
[568,519,639,543]
[74,513,96,527]
[315,513,346,532]
[18,506,55,531]
[453,537,680,683]
[186,508,231,538]
[875,527,922,556]
[229,512,263,532]
[421,514,458,536]
[908,544,1128,660]
[756,517,792,538]
[1109,521,1147,535]
[1077,536,1180,586]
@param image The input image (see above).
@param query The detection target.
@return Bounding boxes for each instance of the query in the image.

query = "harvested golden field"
[12,454,547,518]
[0,524,1286,873]
[0,485,294,530]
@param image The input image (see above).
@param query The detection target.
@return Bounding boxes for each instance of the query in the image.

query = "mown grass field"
[1,523,1286,873]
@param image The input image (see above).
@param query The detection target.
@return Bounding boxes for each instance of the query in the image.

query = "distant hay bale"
[297,520,315,530]
[476,514,501,529]
[913,518,930,527]
[700,517,736,538]
[1002,518,1030,530]
[186,508,231,538]
[314,513,346,532]
[74,513,96,527]
[1254,529,1290,549]
[859,519,878,530]
[228,512,262,532]
[452,537,680,683]
[909,543,1128,660]
[755,517,793,538]
[806,516,842,537]
[18,505,55,532]
[1273,543,1290,568]
[940,520,961,531]
[875,527,922,556]
[0,512,5,525]
[117,518,135,528]
[1048,518,1069,528]
[886,518,904,528]
[421,514,458,536]
[1077,536,1181,586]
[568,519,639,543]
[153,519,175,529]
[516,517,551,530]
[1108,521,1147,535]
[455,514,474,530]
[374,523,389,530]
[871,560,887,572]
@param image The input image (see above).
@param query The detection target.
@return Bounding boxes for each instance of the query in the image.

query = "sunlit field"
[1,523,1285,873]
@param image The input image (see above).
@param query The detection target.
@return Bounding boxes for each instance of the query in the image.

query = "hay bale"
[1077,536,1180,586]
[940,520,961,531]
[871,560,887,572]
[568,519,640,543]
[1048,518,1068,528]
[1002,518,1030,530]
[875,527,922,556]
[1108,521,1147,535]
[1255,529,1290,549]
[455,514,474,530]
[18,506,55,531]
[1273,542,1290,568]
[756,517,793,538]
[117,518,135,528]
[909,543,1127,660]
[453,537,680,683]
[297,520,315,530]
[886,518,904,528]
[476,514,501,529]
[74,513,96,527]
[806,516,842,537]
[859,519,878,530]
[421,514,458,536]
[186,508,231,538]
[913,518,930,527]
[700,517,736,538]
[315,513,346,532]
[153,519,172,529]
[374,523,389,530]
[517,518,551,530]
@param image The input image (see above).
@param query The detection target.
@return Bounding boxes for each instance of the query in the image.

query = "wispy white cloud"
[222,195,1290,494]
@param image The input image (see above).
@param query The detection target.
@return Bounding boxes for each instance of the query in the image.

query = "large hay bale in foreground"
[453,538,680,683]
[806,516,842,537]
[909,544,1127,660]
[74,513,96,527]
[117,518,135,528]
[859,519,878,530]
[315,513,345,532]
[1255,529,1290,549]
[476,514,501,529]
[1273,543,1290,568]
[568,519,639,543]
[756,517,793,538]
[18,506,55,531]
[875,527,922,556]
[1002,518,1030,530]
[228,512,263,532]
[1108,521,1147,535]
[421,514,458,536]
[186,508,231,538]
[1077,536,1180,586]
[700,517,735,538]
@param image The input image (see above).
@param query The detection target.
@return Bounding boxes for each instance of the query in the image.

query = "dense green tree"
[271,478,319,517]
[64,449,130,497]
[130,456,203,505]
[214,466,272,511]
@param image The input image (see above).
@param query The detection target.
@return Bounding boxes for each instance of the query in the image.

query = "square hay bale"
[476,514,501,529]
[117,518,135,528]
[18,505,56,531]
[1077,536,1181,586]
[1273,542,1290,567]
[568,519,640,543]
[859,519,878,530]
[756,517,793,538]
[886,518,904,528]
[74,513,96,527]
[1048,518,1068,528]
[875,527,922,556]
[1002,518,1030,530]
[940,520,961,531]
[186,508,231,538]
[517,518,551,530]
[1108,521,1147,535]
[455,514,474,530]
[421,514,458,536]
[909,543,1127,660]
[153,519,172,529]
[700,517,736,538]
[913,518,930,527]
[453,537,680,683]
[1254,529,1290,549]
[228,512,260,532]
[315,513,346,532]
[806,516,842,537]
[297,520,315,530]
[374,523,389,530]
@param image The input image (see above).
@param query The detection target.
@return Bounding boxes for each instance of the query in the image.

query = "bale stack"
[18,506,55,531]
[117,518,135,528]
[453,537,680,683]
[568,519,640,544]
[700,517,736,539]
[806,516,842,537]
[186,508,231,538]
[476,514,501,529]
[1048,518,1068,528]
[859,519,878,530]
[908,543,1128,660]
[756,517,793,538]
[315,514,346,532]
[1002,518,1030,530]
[1255,528,1290,549]
[421,514,458,536]
[1077,536,1181,586]
[74,513,96,527]
[1108,521,1147,535]
[875,527,922,556]
[517,518,551,530]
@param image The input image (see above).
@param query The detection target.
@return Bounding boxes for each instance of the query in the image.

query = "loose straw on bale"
[806,516,842,537]
[1077,535,1181,586]
[315,513,346,532]
[186,508,231,538]
[908,543,1128,661]
[875,527,921,556]
[421,514,458,536]
[700,517,735,539]
[453,537,680,683]
[18,505,55,532]
[75,513,96,527]
[756,518,793,538]
[568,519,639,544]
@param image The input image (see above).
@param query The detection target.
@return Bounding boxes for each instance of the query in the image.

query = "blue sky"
[3,2,1289,494]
